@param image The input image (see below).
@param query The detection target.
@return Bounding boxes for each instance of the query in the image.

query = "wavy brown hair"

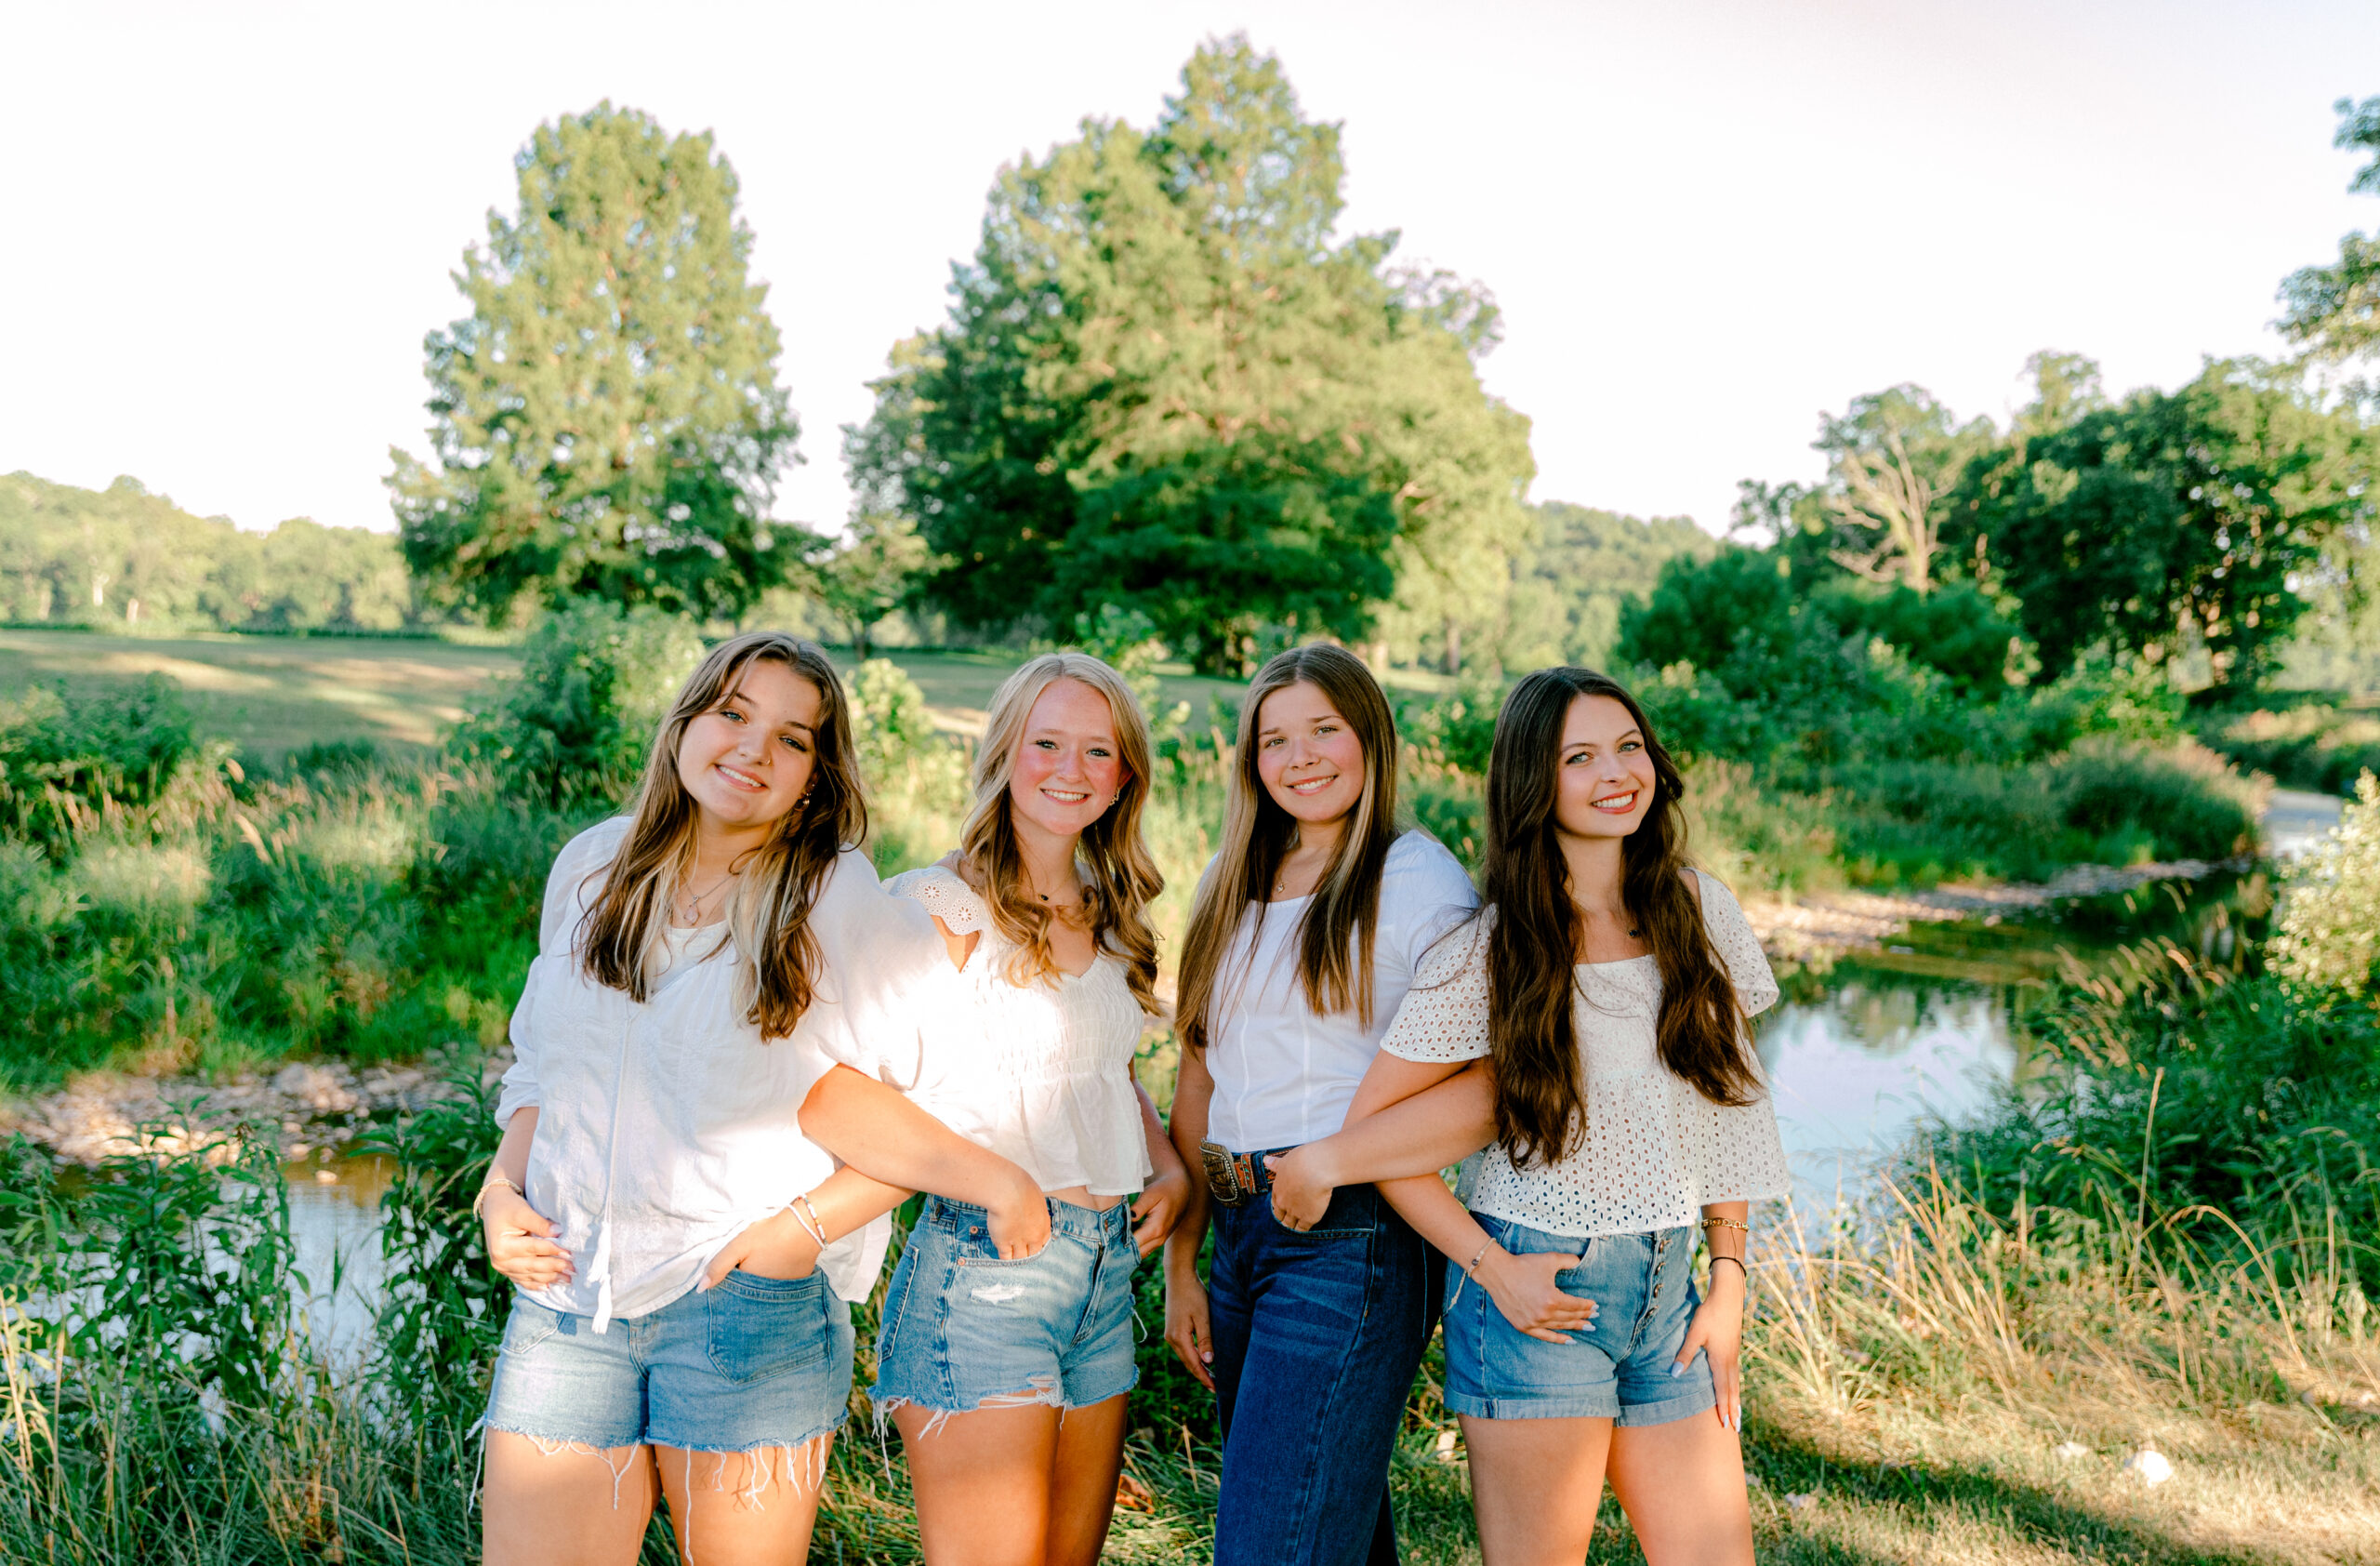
[575,632,866,1041]
[1482,667,1759,1169]
[956,653,1163,1014]
[1176,644,1401,1053]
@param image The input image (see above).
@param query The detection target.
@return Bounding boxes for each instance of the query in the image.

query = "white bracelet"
[787,1192,830,1248]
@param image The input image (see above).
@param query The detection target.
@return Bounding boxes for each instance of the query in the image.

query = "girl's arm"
[1161,1045,1218,1390]
[1264,1057,1498,1223]
[701,1162,916,1285]
[1677,1199,1750,1432]
[480,1108,572,1290]
[799,1065,1053,1259]
[1130,1077,1191,1257]
[1269,1056,1594,1345]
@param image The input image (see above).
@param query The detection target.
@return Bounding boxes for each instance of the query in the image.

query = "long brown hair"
[575,632,866,1041]
[957,652,1163,1014]
[1176,644,1401,1053]
[1482,667,1759,1168]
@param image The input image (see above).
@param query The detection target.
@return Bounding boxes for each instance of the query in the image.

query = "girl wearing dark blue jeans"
[1164,644,1476,1566]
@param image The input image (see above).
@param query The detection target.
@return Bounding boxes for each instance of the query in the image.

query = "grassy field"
[0,629,1299,757]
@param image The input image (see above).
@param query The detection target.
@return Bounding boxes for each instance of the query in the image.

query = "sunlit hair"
[1478,667,1758,1168]
[1176,644,1402,1054]
[957,652,1162,1014]
[575,632,866,1041]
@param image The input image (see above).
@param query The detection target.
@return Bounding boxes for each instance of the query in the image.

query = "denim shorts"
[1441,1214,1716,1426]
[872,1194,1141,1424]
[482,1270,854,1453]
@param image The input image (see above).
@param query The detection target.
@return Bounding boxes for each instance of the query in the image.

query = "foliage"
[1949,356,2373,686]
[390,103,809,624]
[2269,770,2380,994]
[448,599,704,808]
[846,37,1533,672]
[2278,94,2380,364]
[1495,502,1719,673]
[2199,699,2380,793]
[0,674,201,851]
[0,470,421,632]
[844,657,944,785]
[812,511,934,659]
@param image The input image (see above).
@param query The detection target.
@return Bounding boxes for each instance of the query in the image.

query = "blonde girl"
[801,651,1191,1566]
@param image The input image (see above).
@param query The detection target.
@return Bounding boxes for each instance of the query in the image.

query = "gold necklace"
[677,869,736,923]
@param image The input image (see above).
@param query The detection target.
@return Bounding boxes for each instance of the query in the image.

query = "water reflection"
[279,1150,390,1362]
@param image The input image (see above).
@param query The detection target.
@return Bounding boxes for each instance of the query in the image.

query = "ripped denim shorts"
[871,1194,1141,1427]
[482,1270,853,1456]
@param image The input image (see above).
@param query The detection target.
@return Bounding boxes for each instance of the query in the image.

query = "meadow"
[0,627,2374,1562]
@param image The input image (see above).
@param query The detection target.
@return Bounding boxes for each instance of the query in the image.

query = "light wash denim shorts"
[872,1194,1141,1425]
[482,1270,854,1453]
[1441,1214,1715,1426]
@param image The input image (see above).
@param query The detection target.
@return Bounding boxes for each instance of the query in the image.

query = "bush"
[448,601,704,807]
[2199,701,2380,794]
[2269,770,2380,994]
[0,675,201,850]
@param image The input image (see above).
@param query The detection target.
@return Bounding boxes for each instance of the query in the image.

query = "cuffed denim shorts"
[1441,1214,1716,1426]
[872,1194,1141,1422]
[482,1271,854,1453]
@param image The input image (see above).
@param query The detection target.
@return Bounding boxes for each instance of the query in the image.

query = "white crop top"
[880,864,1156,1197]
[1380,869,1790,1239]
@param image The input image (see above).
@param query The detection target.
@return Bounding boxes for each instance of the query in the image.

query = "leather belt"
[1199,1139,1273,1207]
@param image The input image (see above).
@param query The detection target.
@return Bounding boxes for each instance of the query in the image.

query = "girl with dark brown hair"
[1162,644,1478,1566]
[1268,667,1787,1566]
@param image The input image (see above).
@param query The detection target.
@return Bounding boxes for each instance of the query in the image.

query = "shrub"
[0,675,200,850]
[2269,770,2380,995]
[2199,702,2380,794]
[447,601,704,807]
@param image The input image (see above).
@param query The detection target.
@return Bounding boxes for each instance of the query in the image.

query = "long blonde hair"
[1175,644,1402,1054]
[958,652,1162,1015]
[575,633,866,1040]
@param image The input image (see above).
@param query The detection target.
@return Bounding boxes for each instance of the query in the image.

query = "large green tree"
[2280,95,2380,365]
[390,103,805,623]
[1950,357,2373,684]
[845,38,1533,671]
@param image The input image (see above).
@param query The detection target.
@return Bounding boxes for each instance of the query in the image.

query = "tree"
[1499,503,1718,671]
[2279,95,2380,365]
[810,512,932,658]
[844,38,1532,672]
[389,103,806,624]
[1826,432,1944,595]
[1950,357,2373,685]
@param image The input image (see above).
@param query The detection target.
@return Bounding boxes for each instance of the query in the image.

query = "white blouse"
[1204,831,1478,1152]
[879,864,1155,1197]
[496,817,942,1328]
[1380,869,1790,1239]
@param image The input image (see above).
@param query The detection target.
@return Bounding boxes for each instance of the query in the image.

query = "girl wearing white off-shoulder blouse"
[1269,667,1785,1566]
[801,652,1190,1566]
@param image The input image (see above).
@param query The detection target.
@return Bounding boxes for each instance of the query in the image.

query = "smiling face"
[1254,679,1367,829]
[1007,676,1130,842]
[673,657,823,833]
[1550,693,1659,843]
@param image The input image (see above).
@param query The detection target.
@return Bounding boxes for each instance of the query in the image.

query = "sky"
[5,0,2376,540]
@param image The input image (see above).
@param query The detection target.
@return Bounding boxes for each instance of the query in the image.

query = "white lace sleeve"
[1379,915,1493,1063]
[891,863,989,935]
[1693,869,1778,1018]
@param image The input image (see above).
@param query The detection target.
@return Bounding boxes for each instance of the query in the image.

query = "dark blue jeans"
[1207,1171,1444,1566]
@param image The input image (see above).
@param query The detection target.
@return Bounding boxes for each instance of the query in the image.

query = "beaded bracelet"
[787,1192,830,1249]
[472,1173,520,1224]
[1701,1216,1749,1234]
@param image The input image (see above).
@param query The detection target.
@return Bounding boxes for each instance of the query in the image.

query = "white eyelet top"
[1380,869,1789,1239]
[879,863,1155,1197]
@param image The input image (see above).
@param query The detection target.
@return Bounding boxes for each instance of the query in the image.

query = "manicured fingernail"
[1672,1361,1686,1377]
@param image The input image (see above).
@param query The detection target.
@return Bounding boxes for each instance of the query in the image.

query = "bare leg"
[896,1400,1061,1566]
[1460,1413,1613,1566]
[1606,1413,1752,1566]
[483,1432,657,1566]
[1042,1394,1129,1566]
[651,1436,834,1566]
